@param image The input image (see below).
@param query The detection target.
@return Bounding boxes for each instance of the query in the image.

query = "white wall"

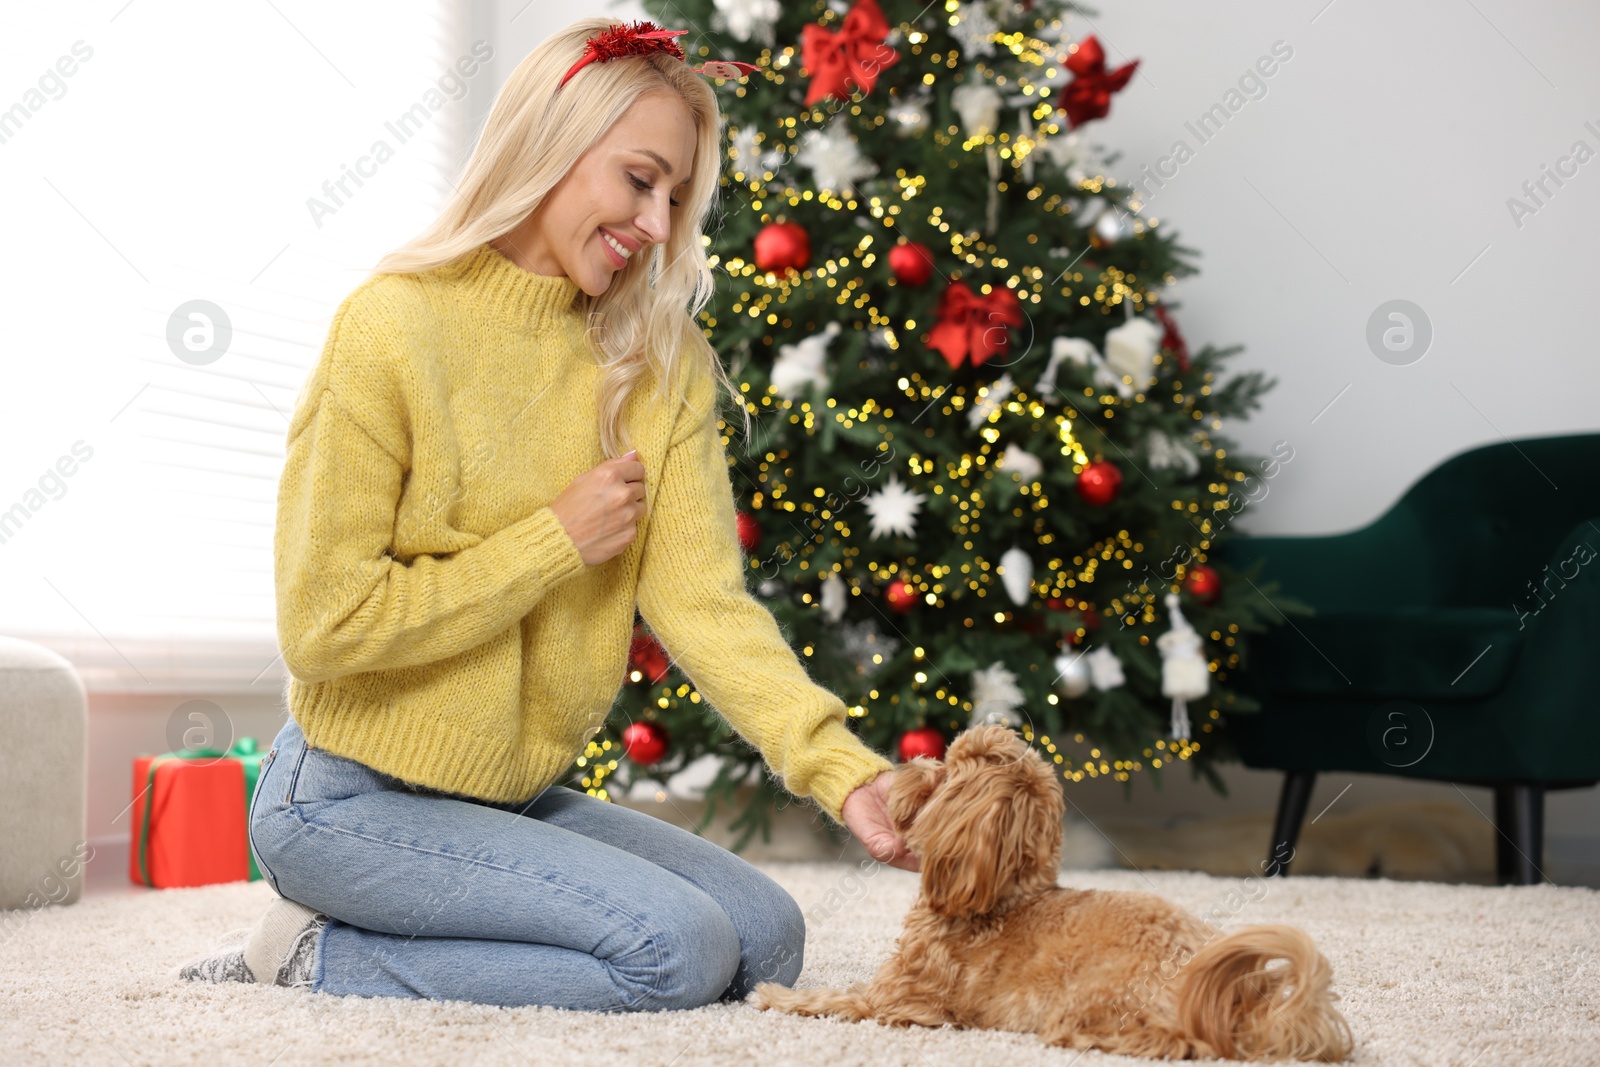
[1077,0,1599,535]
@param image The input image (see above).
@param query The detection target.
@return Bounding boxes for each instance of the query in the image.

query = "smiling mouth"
[600,229,634,266]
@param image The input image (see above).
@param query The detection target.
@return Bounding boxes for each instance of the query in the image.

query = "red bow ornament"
[800,0,901,107]
[560,20,758,88]
[926,281,1024,369]
[1056,36,1139,129]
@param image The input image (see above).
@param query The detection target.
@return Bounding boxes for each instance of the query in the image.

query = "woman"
[179,17,917,1011]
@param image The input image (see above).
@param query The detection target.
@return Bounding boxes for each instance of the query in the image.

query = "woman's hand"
[549,449,647,566]
[841,771,920,872]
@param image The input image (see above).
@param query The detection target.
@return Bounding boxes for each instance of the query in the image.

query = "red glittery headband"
[559,20,759,88]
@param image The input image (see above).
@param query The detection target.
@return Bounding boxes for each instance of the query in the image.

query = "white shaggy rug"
[3,862,1596,1066]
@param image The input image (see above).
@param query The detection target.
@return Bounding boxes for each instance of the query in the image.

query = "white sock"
[176,927,252,983]
[243,896,323,985]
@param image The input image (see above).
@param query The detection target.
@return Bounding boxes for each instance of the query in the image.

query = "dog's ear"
[920,777,1021,919]
[912,729,1067,919]
[887,756,945,837]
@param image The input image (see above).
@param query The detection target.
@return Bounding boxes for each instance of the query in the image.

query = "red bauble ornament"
[622,720,670,765]
[885,578,918,613]
[754,221,810,273]
[888,240,935,286]
[1075,461,1123,506]
[898,726,946,762]
[735,510,761,553]
[1184,564,1222,604]
[627,628,670,684]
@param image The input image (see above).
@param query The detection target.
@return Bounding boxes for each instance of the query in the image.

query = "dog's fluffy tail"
[1174,923,1354,1062]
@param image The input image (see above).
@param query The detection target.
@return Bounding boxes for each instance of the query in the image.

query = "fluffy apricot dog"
[752,724,1354,1061]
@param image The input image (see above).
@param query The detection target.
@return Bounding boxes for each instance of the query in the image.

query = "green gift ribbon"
[135,737,263,888]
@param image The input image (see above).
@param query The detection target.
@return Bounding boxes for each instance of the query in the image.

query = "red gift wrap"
[128,743,262,889]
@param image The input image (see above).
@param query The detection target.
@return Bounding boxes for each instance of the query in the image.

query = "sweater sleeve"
[273,294,589,685]
[633,365,895,827]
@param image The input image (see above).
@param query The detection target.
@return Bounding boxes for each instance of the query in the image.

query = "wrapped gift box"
[128,739,264,888]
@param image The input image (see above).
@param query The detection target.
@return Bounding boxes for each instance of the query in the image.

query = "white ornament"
[1052,648,1092,698]
[863,472,927,539]
[966,372,1014,428]
[985,143,1003,234]
[836,618,898,675]
[890,90,932,135]
[949,2,998,56]
[1146,430,1200,476]
[770,322,839,400]
[998,442,1042,482]
[970,660,1026,729]
[1085,645,1125,690]
[1094,209,1130,245]
[951,81,1004,139]
[1036,336,1097,398]
[820,572,848,623]
[712,0,780,46]
[758,578,783,597]
[1037,336,1133,400]
[999,545,1033,606]
[1053,336,1100,367]
[796,121,877,196]
[1093,360,1135,400]
[1103,317,1162,385]
[1157,592,1209,741]
[730,126,782,179]
[1043,130,1110,187]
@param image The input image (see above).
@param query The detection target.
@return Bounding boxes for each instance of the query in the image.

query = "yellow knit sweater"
[273,241,893,826]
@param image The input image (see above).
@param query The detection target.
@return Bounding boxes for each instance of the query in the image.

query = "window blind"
[0,0,478,692]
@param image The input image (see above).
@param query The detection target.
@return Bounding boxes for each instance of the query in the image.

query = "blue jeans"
[247,717,805,1009]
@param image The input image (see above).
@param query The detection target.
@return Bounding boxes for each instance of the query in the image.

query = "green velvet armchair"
[1215,433,1600,885]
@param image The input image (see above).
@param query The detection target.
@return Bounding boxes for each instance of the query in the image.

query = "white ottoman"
[0,636,87,911]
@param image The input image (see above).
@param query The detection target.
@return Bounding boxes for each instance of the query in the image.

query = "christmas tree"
[579,0,1302,849]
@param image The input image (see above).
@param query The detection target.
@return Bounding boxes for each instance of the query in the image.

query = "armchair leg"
[1493,787,1512,883]
[1266,771,1317,877]
[1494,784,1546,886]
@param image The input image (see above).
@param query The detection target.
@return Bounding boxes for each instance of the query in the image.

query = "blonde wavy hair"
[375,17,750,457]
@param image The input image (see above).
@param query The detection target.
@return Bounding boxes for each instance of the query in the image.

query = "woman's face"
[501,90,697,297]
